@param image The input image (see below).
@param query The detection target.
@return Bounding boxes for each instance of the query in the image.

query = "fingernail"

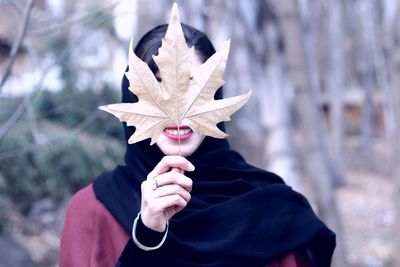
[189,163,195,171]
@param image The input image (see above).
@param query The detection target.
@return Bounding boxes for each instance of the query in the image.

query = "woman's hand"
[140,156,195,232]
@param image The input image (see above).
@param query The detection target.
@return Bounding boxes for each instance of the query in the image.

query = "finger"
[148,156,195,179]
[171,167,184,174]
[164,206,176,220]
[155,194,188,212]
[141,179,155,194]
[153,184,191,202]
[163,205,185,221]
[154,171,193,192]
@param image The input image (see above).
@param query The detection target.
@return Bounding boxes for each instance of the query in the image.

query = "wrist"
[140,211,167,232]
[132,212,169,251]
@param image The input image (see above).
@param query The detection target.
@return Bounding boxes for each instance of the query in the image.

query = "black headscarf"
[93,24,335,267]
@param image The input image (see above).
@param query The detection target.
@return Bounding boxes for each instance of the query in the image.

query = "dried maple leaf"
[99,3,251,145]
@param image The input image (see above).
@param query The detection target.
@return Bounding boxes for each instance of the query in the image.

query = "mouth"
[163,125,193,141]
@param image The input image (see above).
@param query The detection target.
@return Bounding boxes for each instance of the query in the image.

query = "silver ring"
[152,177,159,190]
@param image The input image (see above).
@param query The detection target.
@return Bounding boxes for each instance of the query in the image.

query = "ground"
[337,139,395,267]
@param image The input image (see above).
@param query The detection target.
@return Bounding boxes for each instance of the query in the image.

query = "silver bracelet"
[132,212,169,251]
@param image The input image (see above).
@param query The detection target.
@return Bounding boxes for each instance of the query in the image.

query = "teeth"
[165,128,192,136]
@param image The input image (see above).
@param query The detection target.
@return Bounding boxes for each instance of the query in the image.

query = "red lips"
[163,125,193,140]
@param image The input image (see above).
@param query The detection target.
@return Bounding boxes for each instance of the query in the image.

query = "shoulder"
[65,183,123,229]
[63,183,116,235]
[65,183,130,239]
[60,184,130,267]
[67,183,98,212]
[63,184,103,236]
[60,184,100,266]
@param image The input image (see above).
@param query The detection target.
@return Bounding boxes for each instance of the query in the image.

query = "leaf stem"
[178,123,181,156]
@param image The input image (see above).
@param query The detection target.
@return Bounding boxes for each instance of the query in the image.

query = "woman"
[60,23,335,267]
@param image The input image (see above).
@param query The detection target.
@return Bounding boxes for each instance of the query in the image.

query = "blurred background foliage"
[0,86,124,211]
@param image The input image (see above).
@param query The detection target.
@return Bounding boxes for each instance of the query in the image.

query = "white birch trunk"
[354,1,375,151]
[261,23,299,190]
[326,0,346,186]
[273,0,349,265]
[233,1,299,188]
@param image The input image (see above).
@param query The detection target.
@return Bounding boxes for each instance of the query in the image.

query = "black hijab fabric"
[93,72,335,266]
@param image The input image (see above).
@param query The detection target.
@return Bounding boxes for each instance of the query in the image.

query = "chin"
[156,132,205,157]
[161,147,193,157]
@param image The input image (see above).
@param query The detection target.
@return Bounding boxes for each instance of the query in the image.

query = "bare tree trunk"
[0,0,34,93]
[230,1,261,123]
[272,0,348,266]
[179,0,206,30]
[261,22,299,189]
[326,0,346,186]
[387,2,400,265]
[24,96,43,144]
[351,0,376,151]
[135,0,169,38]
[229,1,299,187]
[391,48,400,267]
[370,0,396,141]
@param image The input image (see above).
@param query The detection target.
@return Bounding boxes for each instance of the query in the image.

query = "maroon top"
[60,184,312,267]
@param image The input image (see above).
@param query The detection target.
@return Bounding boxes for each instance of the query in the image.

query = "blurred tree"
[271,0,348,266]
[1,32,124,216]
[388,1,400,266]
[33,85,123,139]
[0,0,34,93]
[326,0,346,186]
[348,0,376,151]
